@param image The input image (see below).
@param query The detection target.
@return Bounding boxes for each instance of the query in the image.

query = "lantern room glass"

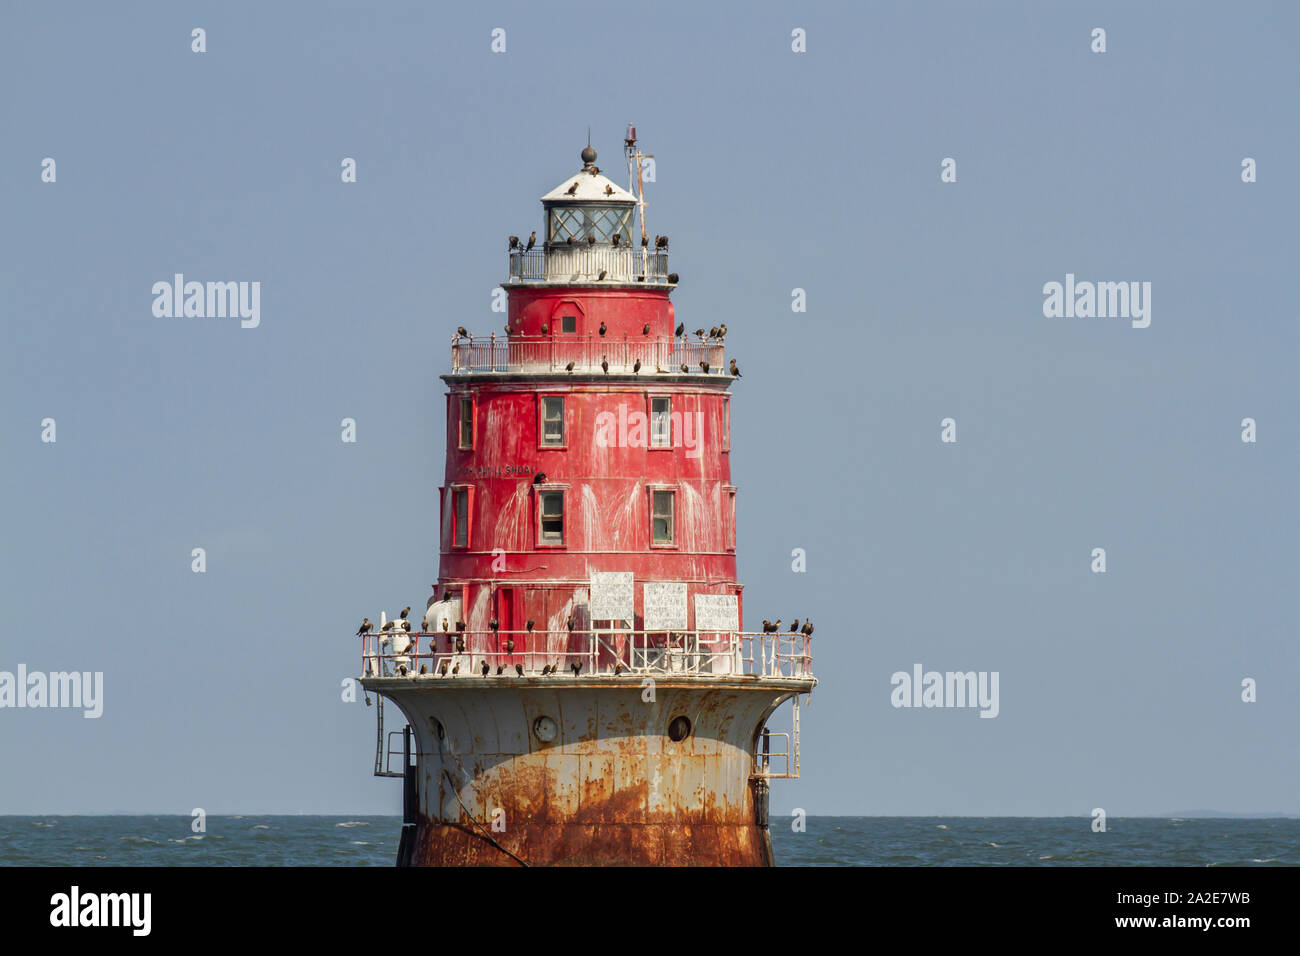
[547,204,632,244]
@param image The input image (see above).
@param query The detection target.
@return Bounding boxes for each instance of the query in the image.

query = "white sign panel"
[694,594,739,632]
[643,582,688,631]
[589,571,634,621]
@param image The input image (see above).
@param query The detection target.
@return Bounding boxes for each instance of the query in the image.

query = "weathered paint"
[366,677,807,866]
[360,144,817,866]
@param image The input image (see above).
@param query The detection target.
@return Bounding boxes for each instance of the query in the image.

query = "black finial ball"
[581,145,597,165]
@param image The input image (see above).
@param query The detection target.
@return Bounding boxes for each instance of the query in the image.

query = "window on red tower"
[538,490,565,546]
[650,396,671,448]
[651,489,675,546]
[540,395,565,447]
[561,314,576,333]
[722,396,730,452]
[458,395,474,450]
[452,487,470,548]
[726,488,737,550]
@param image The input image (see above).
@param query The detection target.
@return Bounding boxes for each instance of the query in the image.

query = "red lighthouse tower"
[359,131,816,866]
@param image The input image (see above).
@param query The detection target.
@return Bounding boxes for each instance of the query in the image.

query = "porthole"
[533,716,558,742]
[668,716,692,742]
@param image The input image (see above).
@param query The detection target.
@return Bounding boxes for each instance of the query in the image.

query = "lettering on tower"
[589,572,634,621]
[643,582,688,631]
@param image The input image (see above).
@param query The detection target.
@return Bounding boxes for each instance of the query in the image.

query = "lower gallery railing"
[360,629,813,680]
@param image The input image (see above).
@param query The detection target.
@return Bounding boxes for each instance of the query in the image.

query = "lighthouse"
[358,130,816,866]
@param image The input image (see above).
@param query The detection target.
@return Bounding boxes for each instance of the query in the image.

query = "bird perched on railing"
[566,616,575,631]
[611,233,620,247]
[667,273,679,284]
[599,321,607,336]
[540,323,548,334]
[481,660,490,677]
[489,618,499,632]
[709,327,719,339]
[455,620,466,632]
[440,662,448,677]
[642,323,650,335]
[700,361,710,374]
[693,328,705,338]
[680,363,689,373]
[641,234,649,248]
[441,619,449,632]
[571,661,583,675]
[526,620,535,633]
[718,323,727,338]
[761,619,783,633]
[730,359,741,378]
[675,322,685,336]
[399,620,411,632]
[526,231,536,251]
[789,619,800,633]
[565,361,575,373]
[532,472,547,485]
[601,357,609,375]
[566,235,575,246]
[508,235,519,250]
[381,620,395,632]
[456,326,468,339]
[455,635,465,654]
[516,664,525,677]
[356,618,371,636]
[656,235,668,249]
[633,360,641,375]
[801,620,814,636]
[587,234,596,246]
[597,269,607,281]
[452,662,460,675]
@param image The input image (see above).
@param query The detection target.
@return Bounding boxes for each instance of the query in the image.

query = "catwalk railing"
[507,248,670,283]
[451,334,726,375]
[360,629,813,680]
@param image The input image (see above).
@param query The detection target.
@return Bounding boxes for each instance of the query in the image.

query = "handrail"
[360,628,813,680]
[449,333,725,376]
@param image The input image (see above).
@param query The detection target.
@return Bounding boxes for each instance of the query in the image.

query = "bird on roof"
[400,606,411,619]
[675,322,685,336]
[533,473,547,485]
[601,357,609,375]
[604,184,614,196]
[642,323,651,335]
[565,361,575,373]
[700,361,710,374]
[526,231,536,250]
[508,236,519,249]
[656,235,668,249]
[730,359,741,377]
[599,321,607,336]
[633,359,641,375]
[667,273,679,284]
[457,326,468,338]
[566,182,579,196]
[597,269,607,280]
[356,618,371,636]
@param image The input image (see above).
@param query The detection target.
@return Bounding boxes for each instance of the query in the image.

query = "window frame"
[724,485,737,551]
[538,394,567,449]
[534,483,570,548]
[648,484,677,549]
[722,396,730,453]
[449,484,474,550]
[648,394,672,450]
[457,393,475,451]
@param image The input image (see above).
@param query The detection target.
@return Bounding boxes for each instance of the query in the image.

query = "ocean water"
[1,816,1295,866]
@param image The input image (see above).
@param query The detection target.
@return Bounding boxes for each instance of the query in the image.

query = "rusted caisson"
[358,129,816,866]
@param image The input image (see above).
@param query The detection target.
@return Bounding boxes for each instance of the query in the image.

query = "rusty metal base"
[408,818,769,866]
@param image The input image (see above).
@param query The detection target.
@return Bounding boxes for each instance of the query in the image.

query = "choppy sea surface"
[1,816,1295,866]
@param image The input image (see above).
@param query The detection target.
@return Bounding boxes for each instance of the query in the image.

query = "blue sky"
[1,1,1297,816]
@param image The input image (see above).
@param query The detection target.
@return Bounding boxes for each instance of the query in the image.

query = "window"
[458,395,474,450]
[451,487,471,548]
[561,314,576,333]
[548,204,632,244]
[541,396,565,447]
[539,490,564,545]
[651,489,675,546]
[650,396,671,448]
[722,396,730,452]
[726,488,737,551]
